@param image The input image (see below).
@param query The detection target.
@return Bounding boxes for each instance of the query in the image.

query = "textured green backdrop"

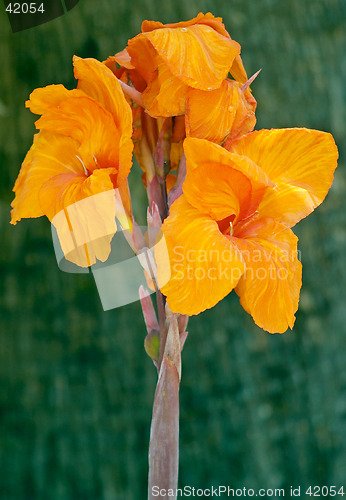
[1,0,346,498]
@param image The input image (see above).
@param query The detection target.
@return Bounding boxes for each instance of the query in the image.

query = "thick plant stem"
[138,107,186,498]
[148,310,182,499]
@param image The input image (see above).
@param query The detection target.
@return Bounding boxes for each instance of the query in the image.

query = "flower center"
[217,214,236,236]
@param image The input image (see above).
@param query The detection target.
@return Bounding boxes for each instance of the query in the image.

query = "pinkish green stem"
[148,311,182,500]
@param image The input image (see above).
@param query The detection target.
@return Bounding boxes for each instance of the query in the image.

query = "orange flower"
[111,13,257,148]
[11,57,133,267]
[157,131,338,333]
[115,14,243,113]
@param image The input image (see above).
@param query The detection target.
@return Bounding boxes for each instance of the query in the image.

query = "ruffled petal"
[142,24,240,90]
[111,49,135,69]
[128,21,241,117]
[229,128,339,226]
[142,58,188,117]
[185,81,236,143]
[142,12,231,39]
[127,35,188,117]
[184,138,274,216]
[11,130,84,224]
[233,218,302,334]
[229,55,248,84]
[35,95,121,175]
[39,167,116,221]
[26,85,85,115]
[183,160,252,223]
[73,56,133,179]
[186,80,256,144]
[73,56,131,129]
[257,182,316,227]
[50,174,117,267]
[127,35,158,85]
[156,196,245,315]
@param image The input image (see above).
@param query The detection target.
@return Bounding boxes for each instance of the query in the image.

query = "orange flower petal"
[229,55,248,84]
[142,12,231,38]
[128,19,242,117]
[156,196,245,315]
[50,176,117,267]
[73,56,130,128]
[142,58,188,117]
[142,24,240,90]
[127,35,158,86]
[26,84,85,115]
[233,218,302,334]
[185,81,236,143]
[127,35,188,117]
[257,182,317,228]
[229,128,339,226]
[39,173,86,220]
[10,130,84,224]
[110,49,135,69]
[165,173,177,193]
[35,95,121,175]
[39,167,116,221]
[183,161,252,222]
[184,138,274,216]
[184,137,271,182]
[73,56,133,180]
[186,80,256,144]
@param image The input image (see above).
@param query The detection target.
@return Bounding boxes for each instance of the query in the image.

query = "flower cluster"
[11,12,338,333]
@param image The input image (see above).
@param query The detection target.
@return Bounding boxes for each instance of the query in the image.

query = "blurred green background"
[1,0,346,498]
